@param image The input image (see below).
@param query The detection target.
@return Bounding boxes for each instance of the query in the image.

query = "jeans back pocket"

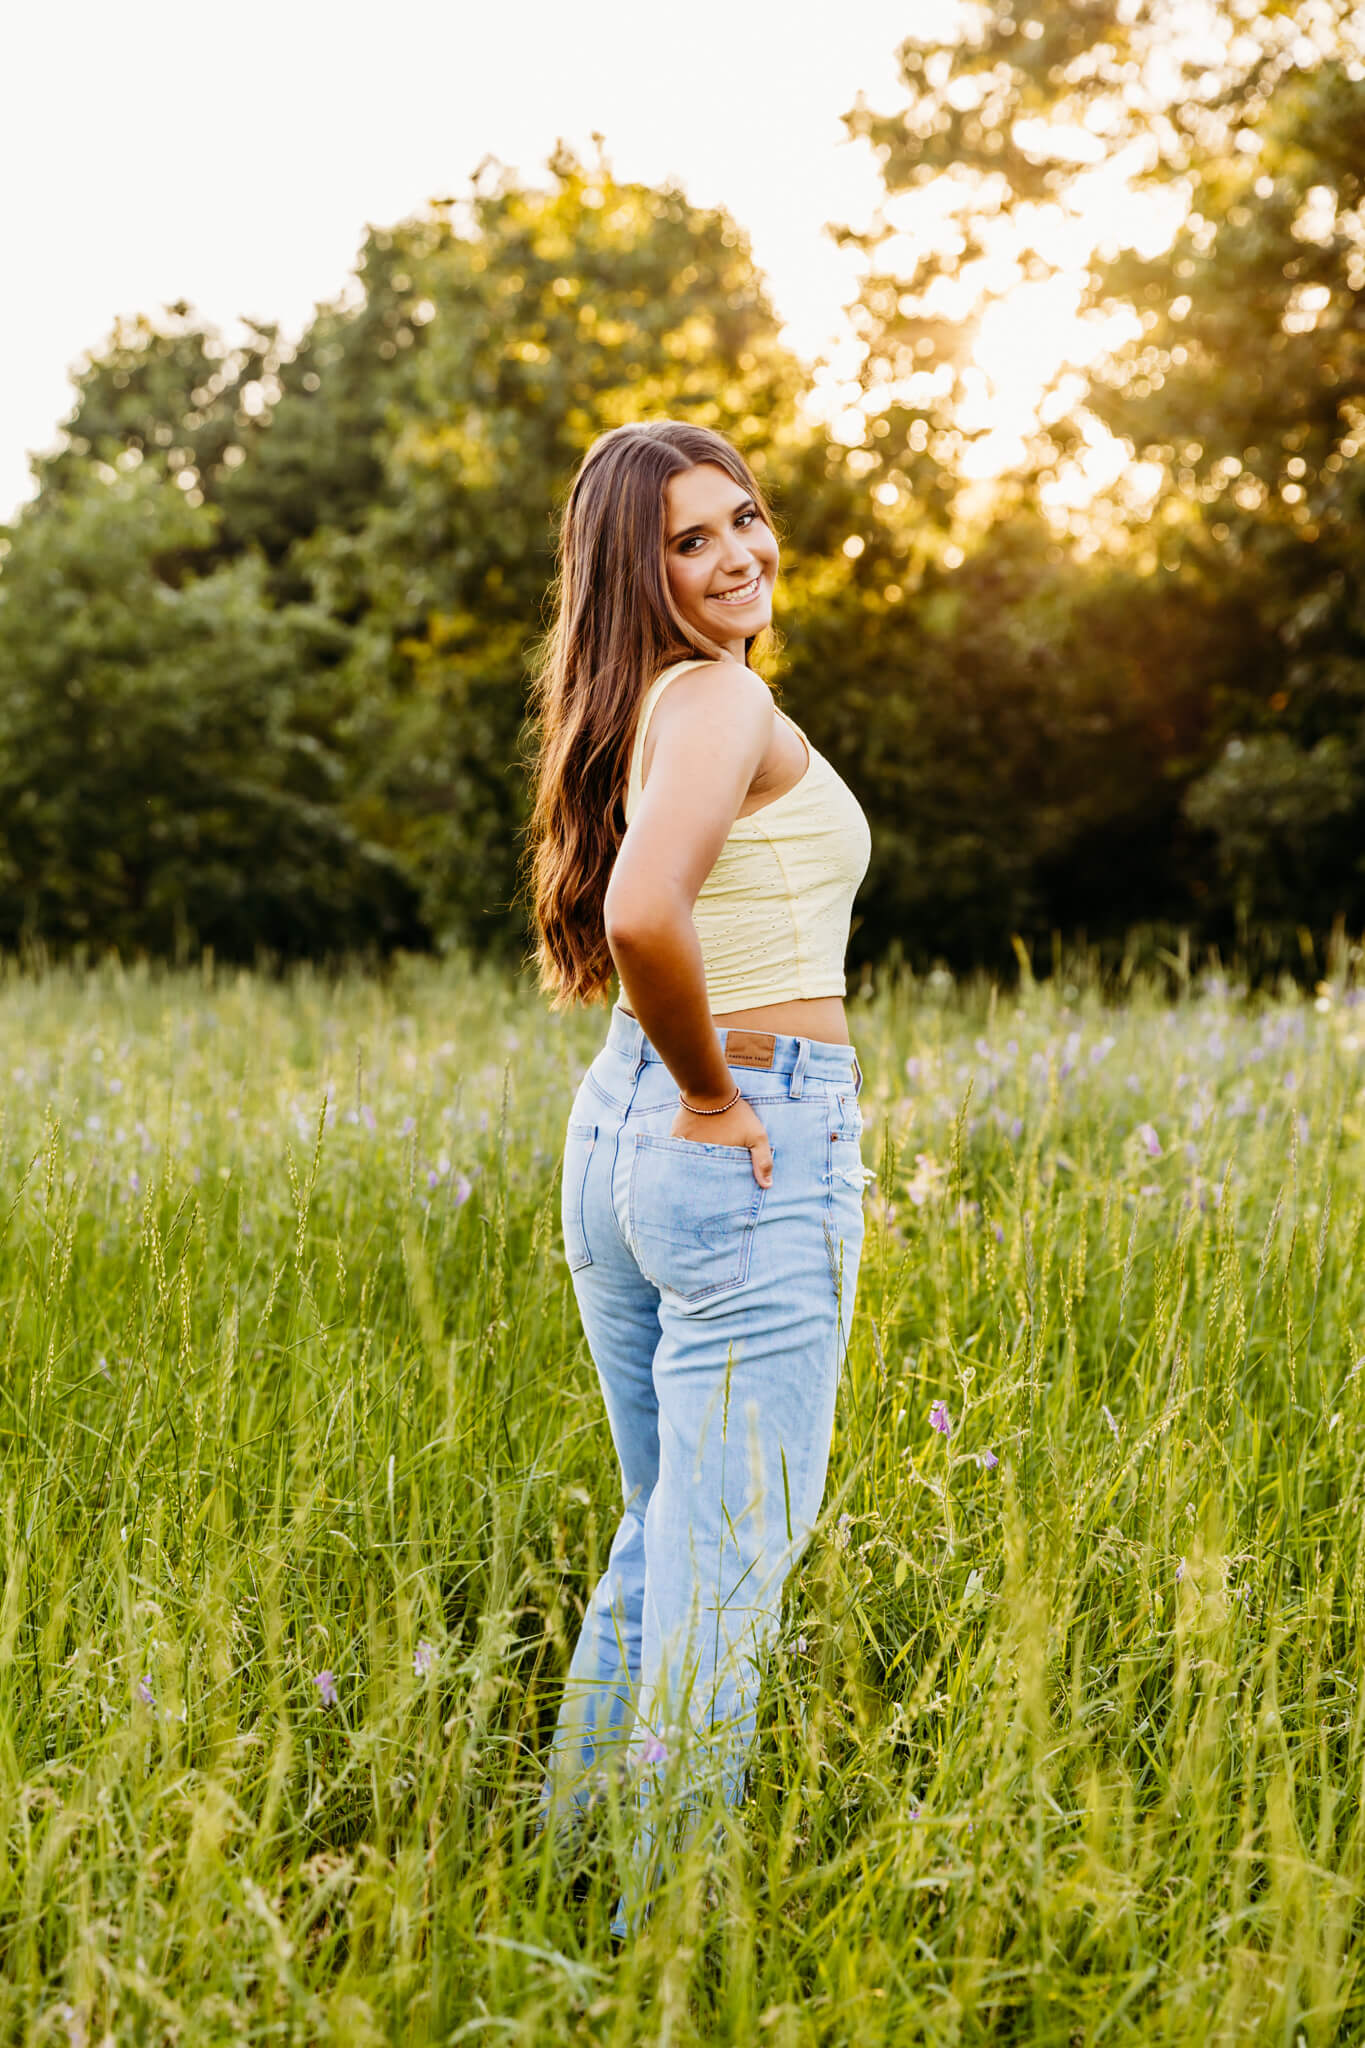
[562,1120,597,1271]
[627,1132,770,1303]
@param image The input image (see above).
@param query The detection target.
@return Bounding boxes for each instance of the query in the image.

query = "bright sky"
[2,0,926,523]
[3,0,1179,527]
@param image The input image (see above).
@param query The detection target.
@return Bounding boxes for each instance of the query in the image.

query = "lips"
[709,574,762,605]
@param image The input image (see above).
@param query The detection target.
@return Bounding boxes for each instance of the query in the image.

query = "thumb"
[751,1136,773,1189]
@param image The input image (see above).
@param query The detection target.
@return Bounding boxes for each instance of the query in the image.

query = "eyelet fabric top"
[622,660,871,1012]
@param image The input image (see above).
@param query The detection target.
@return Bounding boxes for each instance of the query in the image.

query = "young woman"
[524,419,872,1937]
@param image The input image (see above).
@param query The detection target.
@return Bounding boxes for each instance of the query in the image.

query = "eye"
[677,535,707,555]
[736,508,757,528]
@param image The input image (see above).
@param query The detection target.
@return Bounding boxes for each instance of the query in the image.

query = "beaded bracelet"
[678,1084,741,1115]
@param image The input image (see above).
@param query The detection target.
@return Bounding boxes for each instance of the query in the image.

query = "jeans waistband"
[606,1002,862,1097]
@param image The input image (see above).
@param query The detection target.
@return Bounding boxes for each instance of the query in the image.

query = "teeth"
[712,576,760,603]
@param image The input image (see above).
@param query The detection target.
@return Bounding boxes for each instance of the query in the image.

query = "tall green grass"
[2,947,1363,2044]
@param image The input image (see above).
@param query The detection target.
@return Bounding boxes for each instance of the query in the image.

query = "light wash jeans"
[543,1002,869,1937]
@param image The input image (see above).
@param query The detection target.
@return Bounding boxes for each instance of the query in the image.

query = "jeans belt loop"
[789,1036,811,1099]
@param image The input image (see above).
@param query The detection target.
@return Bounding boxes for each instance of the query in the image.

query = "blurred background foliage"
[2,1,1362,982]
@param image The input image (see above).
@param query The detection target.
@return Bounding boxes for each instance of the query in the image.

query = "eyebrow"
[667,494,757,545]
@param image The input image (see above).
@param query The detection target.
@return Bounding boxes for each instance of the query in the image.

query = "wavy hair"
[520,421,776,1010]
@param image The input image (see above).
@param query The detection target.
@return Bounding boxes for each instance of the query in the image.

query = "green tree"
[1085,47,1365,939]
[307,147,806,954]
[828,0,1364,969]
[32,250,435,601]
[2,149,812,966]
[0,469,425,960]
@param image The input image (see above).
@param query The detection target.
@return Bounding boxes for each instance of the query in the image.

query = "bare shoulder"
[652,658,774,736]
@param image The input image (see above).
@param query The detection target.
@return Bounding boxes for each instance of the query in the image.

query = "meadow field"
[2,947,1363,2045]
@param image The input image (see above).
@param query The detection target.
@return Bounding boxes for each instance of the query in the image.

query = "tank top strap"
[625,657,713,821]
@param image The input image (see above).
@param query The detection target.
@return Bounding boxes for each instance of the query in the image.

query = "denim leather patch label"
[724,1030,776,1069]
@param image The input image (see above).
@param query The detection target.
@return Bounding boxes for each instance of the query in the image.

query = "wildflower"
[836,1512,853,1550]
[977,1448,999,1469]
[929,1400,952,1438]
[1174,1558,1185,1585]
[400,1116,417,1138]
[1101,1404,1120,1440]
[136,1677,155,1708]
[796,1634,809,1653]
[413,1639,436,1679]
[54,2005,86,2048]
[906,1153,948,1206]
[993,1222,1004,1244]
[1135,1122,1162,1158]
[639,1734,668,1767]
[907,1805,922,1823]
[360,1103,377,1132]
[314,1669,338,1707]
[453,1173,472,1207]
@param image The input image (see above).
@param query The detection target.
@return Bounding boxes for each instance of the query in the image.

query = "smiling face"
[663,461,780,660]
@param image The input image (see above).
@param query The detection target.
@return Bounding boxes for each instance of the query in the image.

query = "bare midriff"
[617,994,851,1046]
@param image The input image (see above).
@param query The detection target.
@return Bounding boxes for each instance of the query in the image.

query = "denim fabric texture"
[544,1002,871,1938]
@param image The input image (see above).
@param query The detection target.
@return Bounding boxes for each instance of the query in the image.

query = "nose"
[717,534,758,576]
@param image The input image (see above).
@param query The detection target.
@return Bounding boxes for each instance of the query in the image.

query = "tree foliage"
[827,0,1365,966]
[0,469,424,960]
[3,31,1364,979]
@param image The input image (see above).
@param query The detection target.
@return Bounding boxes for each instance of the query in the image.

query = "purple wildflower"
[314,1669,338,1707]
[977,1448,999,1469]
[929,1400,952,1438]
[54,2004,86,2048]
[639,1735,668,1766]
[1101,1404,1120,1440]
[136,1677,155,1708]
[1174,1558,1185,1584]
[453,1173,472,1207]
[1136,1122,1162,1158]
[413,1639,436,1679]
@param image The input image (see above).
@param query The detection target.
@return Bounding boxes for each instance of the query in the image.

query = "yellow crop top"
[622,658,872,1011]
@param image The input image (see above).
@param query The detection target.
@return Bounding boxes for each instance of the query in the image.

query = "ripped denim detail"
[828,1157,876,1191]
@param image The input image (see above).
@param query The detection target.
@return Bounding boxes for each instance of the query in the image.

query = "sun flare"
[812,129,1190,521]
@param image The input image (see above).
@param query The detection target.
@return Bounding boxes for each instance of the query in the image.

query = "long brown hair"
[520,421,776,1010]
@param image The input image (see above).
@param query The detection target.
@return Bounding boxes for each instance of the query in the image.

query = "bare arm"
[604,661,776,1179]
